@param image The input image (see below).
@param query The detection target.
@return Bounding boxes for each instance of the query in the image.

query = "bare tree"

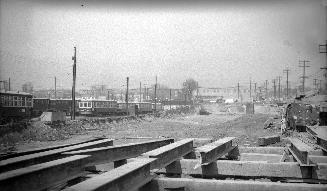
[182,78,198,102]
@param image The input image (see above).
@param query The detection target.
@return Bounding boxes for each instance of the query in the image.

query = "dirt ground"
[0,103,285,153]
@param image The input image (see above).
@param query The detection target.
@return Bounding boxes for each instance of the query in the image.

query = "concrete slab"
[257,135,280,146]
[240,153,283,163]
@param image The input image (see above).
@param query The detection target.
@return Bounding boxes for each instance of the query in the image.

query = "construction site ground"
[0,103,288,154]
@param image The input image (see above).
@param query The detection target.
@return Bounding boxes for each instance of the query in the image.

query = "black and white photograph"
[0,0,327,190]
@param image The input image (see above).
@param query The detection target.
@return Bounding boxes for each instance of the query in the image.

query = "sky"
[0,0,326,90]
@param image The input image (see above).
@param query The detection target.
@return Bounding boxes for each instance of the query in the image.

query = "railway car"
[79,99,118,116]
[50,99,80,116]
[0,91,33,122]
[152,102,164,112]
[136,102,152,113]
[32,98,50,116]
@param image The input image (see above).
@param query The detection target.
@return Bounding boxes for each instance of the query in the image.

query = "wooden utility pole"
[249,77,252,99]
[139,82,142,102]
[237,82,240,100]
[169,89,172,110]
[265,80,268,98]
[313,79,318,90]
[126,77,129,115]
[54,76,57,100]
[277,76,281,101]
[254,82,257,99]
[154,76,157,112]
[8,78,10,91]
[283,68,290,98]
[299,60,310,94]
[272,79,276,99]
[71,47,77,120]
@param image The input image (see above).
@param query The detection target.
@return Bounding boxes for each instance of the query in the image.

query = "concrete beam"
[64,158,157,191]
[289,138,315,166]
[0,155,90,191]
[257,135,280,146]
[240,153,283,163]
[238,146,285,155]
[63,139,174,166]
[0,138,104,160]
[195,137,235,165]
[142,177,327,191]
[142,138,193,170]
[157,159,312,179]
[0,139,113,173]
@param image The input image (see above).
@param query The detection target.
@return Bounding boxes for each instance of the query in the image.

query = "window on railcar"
[27,98,32,107]
[0,95,4,106]
[88,102,91,108]
[22,97,26,106]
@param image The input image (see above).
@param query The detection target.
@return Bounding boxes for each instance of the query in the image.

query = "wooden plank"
[156,159,312,179]
[63,139,174,166]
[289,138,312,166]
[309,155,327,163]
[0,137,104,160]
[238,146,285,155]
[142,138,193,170]
[240,153,283,163]
[64,158,157,191]
[257,135,280,146]
[0,139,113,173]
[195,137,235,165]
[0,155,90,191]
[141,177,327,191]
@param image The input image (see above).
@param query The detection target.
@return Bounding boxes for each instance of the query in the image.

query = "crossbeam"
[156,159,312,179]
[238,146,285,155]
[288,138,313,166]
[240,153,283,163]
[63,139,174,166]
[0,138,104,160]
[0,155,90,191]
[64,158,157,191]
[142,138,193,170]
[195,137,235,165]
[141,177,327,191]
[257,135,280,146]
[0,139,113,173]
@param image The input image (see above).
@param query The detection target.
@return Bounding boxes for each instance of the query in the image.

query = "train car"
[49,99,80,116]
[32,98,50,116]
[136,102,152,113]
[79,99,118,116]
[152,102,164,112]
[0,91,33,122]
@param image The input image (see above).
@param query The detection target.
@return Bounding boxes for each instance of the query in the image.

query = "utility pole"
[254,82,257,99]
[272,79,276,99]
[54,76,57,100]
[126,77,129,115]
[8,78,10,91]
[277,76,281,101]
[283,68,290,98]
[313,79,318,91]
[169,89,172,110]
[237,82,240,100]
[249,77,252,99]
[299,60,310,94]
[139,82,142,102]
[154,76,157,113]
[265,80,268,98]
[71,47,76,120]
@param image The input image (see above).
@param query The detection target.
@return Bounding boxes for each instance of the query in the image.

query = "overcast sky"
[0,0,326,90]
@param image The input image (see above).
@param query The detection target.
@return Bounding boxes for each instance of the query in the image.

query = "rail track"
[0,132,327,191]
